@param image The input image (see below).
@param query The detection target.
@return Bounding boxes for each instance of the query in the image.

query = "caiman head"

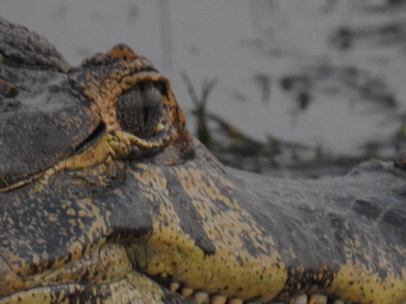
[0,17,405,304]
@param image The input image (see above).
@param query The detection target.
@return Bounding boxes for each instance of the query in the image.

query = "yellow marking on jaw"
[328,263,406,304]
[129,163,287,303]
[128,165,216,282]
[134,161,406,304]
[175,166,286,302]
[323,219,406,303]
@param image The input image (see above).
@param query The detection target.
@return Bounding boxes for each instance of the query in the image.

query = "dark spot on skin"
[352,199,382,220]
[65,252,73,263]
[382,209,406,228]
[178,146,196,162]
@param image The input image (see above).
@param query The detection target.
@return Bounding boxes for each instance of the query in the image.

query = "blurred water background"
[2,0,406,177]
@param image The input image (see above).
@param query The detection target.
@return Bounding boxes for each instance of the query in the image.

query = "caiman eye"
[116,81,164,138]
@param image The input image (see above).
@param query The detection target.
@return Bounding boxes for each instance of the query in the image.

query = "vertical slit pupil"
[143,107,150,126]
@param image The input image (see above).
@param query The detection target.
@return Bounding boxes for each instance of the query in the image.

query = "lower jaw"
[0,262,348,304]
[0,277,346,304]
[0,271,166,304]
[164,280,345,304]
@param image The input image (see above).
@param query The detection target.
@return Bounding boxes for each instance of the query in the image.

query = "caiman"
[0,17,405,304]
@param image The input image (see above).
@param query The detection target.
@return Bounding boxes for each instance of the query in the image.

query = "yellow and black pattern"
[0,16,405,304]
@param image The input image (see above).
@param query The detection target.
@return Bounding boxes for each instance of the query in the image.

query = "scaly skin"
[0,17,405,304]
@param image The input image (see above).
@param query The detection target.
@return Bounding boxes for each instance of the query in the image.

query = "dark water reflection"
[2,0,405,176]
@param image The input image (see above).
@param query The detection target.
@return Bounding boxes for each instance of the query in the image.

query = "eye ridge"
[116,81,164,138]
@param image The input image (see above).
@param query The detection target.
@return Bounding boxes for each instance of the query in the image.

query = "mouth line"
[147,274,345,304]
[0,272,344,304]
[0,240,350,304]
